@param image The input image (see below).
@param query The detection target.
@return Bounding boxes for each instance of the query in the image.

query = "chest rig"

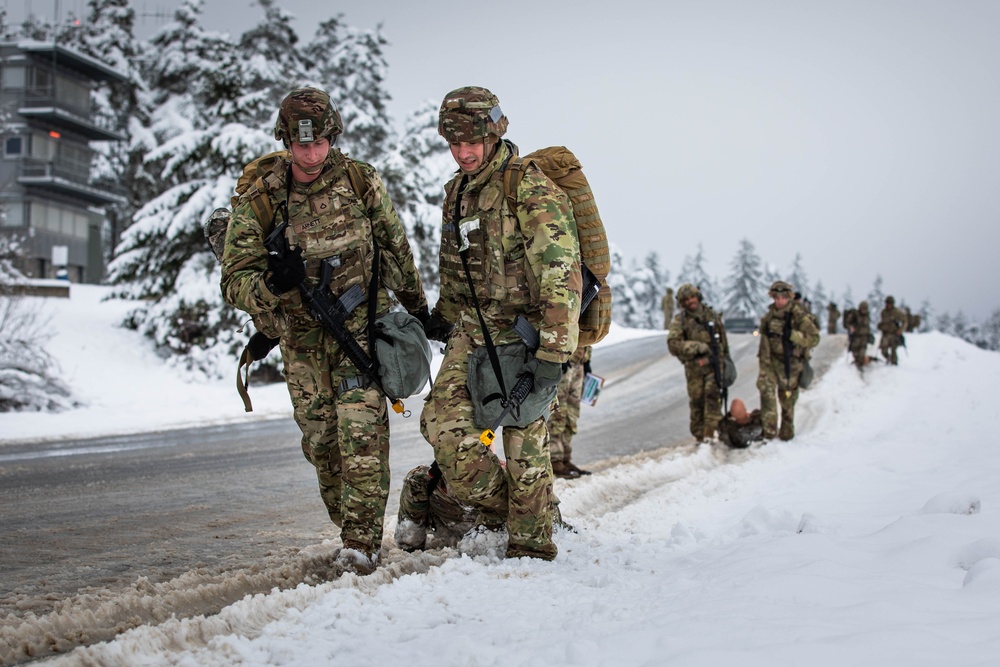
[440,165,534,309]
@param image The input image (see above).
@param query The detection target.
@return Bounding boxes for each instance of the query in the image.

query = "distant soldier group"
[842,295,914,369]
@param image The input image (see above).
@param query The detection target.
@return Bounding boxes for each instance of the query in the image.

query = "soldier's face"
[289,137,331,182]
[773,294,791,309]
[449,140,486,173]
[683,296,699,311]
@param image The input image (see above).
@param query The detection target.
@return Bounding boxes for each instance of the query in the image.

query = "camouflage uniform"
[757,281,820,441]
[718,408,764,449]
[548,344,592,477]
[221,88,428,561]
[661,287,674,329]
[422,87,581,561]
[826,302,840,335]
[395,464,479,551]
[878,296,907,365]
[843,302,873,368]
[667,284,729,440]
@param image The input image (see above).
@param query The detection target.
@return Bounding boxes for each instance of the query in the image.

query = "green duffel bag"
[467,342,556,430]
[374,311,432,399]
[799,358,815,390]
[722,354,738,387]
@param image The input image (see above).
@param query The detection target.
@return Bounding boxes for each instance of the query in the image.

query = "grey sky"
[11,0,1000,318]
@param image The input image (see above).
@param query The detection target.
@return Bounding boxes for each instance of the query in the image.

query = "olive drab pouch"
[374,311,432,399]
[467,342,556,429]
[799,358,815,389]
[723,354,738,387]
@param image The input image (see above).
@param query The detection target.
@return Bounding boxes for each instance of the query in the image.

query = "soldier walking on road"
[419,86,581,561]
[756,281,819,441]
[661,287,674,329]
[878,295,908,365]
[844,301,874,369]
[548,344,593,479]
[221,88,429,575]
[667,283,730,441]
[827,302,840,334]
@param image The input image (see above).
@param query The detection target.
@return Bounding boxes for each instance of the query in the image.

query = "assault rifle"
[781,312,793,397]
[478,266,601,447]
[704,319,727,412]
[264,219,407,415]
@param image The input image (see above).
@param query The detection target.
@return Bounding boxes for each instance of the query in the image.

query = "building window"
[1,202,25,227]
[4,136,23,157]
[27,201,90,240]
[1,65,26,89]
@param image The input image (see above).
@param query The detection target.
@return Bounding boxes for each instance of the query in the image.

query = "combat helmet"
[768,280,794,297]
[859,301,869,312]
[438,86,508,142]
[885,295,895,306]
[676,283,702,304]
[274,87,343,147]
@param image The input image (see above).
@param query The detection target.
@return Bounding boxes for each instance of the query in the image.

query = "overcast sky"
[11,0,1000,319]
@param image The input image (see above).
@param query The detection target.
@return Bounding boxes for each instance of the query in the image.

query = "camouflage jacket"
[827,304,840,323]
[666,303,729,373]
[843,308,870,335]
[878,306,907,335]
[221,149,427,352]
[758,301,820,368]
[438,140,581,364]
[398,465,478,541]
[719,409,764,448]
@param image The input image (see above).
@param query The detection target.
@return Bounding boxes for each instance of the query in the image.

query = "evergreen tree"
[380,100,452,298]
[677,244,718,307]
[935,311,953,333]
[304,17,393,166]
[607,246,640,327]
[952,311,968,339]
[722,238,767,318]
[107,0,274,377]
[918,299,933,332]
[786,253,810,302]
[981,309,1000,351]
[867,275,885,312]
[842,286,856,310]
[813,280,828,331]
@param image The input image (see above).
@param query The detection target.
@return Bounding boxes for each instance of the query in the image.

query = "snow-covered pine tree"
[607,245,640,327]
[380,100,453,299]
[842,286,855,310]
[722,238,767,318]
[677,244,718,307]
[918,299,932,332]
[867,274,885,311]
[813,280,828,331]
[786,253,810,302]
[303,16,392,166]
[107,0,277,376]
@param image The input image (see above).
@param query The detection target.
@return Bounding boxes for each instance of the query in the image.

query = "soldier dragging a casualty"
[843,301,876,370]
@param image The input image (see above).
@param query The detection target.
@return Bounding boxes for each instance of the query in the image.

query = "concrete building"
[1,40,127,282]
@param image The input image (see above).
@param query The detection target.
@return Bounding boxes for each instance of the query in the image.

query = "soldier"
[661,286,675,329]
[221,87,429,575]
[718,398,764,449]
[904,306,915,333]
[826,302,840,334]
[548,344,593,479]
[878,295,908,365]
[667,283,729,441]
[419,86,581,561]
[843,301,874,368]
[757,280,819,441]
[394,460,570,552]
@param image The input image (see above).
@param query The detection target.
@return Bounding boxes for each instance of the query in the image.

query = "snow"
[4,286,1000,666]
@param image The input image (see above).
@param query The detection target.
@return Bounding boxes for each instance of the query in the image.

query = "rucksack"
[501,146,612,347]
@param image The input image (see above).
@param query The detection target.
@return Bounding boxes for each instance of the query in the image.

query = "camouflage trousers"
[757,359,801,441]
[548,358,585,464]
[684,363,723,440]
[880,334,902,365]
[420,330,556,560]
[848,334,869,367]
[397,465,479,550]
[282,340,390,555]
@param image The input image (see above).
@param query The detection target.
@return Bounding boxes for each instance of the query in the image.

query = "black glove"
[419,308,454,343]
[583,360,593,375]
[264,246,305,295]
[520,358,563,392]
[246,331,280,361]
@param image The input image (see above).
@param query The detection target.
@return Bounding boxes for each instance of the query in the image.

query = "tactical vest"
[238,151,380,343]
[439,159,535,319]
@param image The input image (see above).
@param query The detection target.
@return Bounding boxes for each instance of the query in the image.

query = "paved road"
[0,333,846,623]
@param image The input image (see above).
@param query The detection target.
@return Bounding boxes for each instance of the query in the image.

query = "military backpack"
[501,146,612,347]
